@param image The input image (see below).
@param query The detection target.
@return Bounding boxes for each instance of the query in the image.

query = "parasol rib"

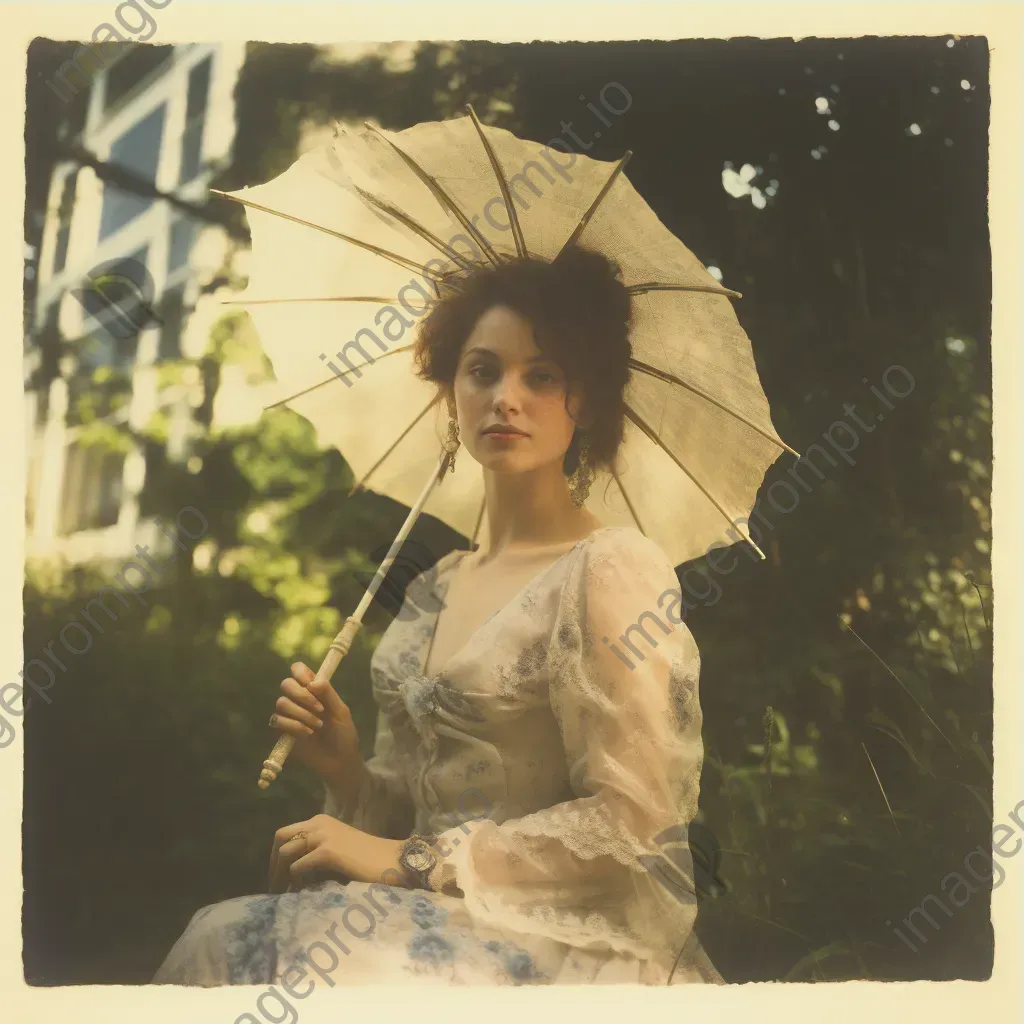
[209,189,438,279]
[348,391,444,496]
[465,104,527,259]
[628,281,743,300]
[629,358,800,457]
[623,404,766,559]
[362,121,503,268]
[609,465,648,536]
[556,151,633,258]
[339,174,479,272]
[263,345,415,410]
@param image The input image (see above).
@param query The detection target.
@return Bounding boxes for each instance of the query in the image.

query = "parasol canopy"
[217,107,796,566]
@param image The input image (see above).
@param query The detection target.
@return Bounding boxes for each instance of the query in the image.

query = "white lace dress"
[154,525,723,986]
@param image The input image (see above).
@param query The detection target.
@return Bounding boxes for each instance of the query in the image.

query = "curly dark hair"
[412,246,632,475]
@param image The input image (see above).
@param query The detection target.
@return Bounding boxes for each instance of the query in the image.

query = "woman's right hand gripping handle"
[271,661,369,813]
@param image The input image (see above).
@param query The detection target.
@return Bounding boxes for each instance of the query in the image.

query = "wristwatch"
[397,832,440,890]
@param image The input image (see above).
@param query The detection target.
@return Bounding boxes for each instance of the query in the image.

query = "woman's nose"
[492,372,525,413]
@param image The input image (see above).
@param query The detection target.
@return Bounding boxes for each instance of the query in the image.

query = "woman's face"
[451,304,584,475]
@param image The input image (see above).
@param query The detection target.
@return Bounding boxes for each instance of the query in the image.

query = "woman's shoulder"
[557,525,681,603]
[575,524,677,574]
[557,526,697,653]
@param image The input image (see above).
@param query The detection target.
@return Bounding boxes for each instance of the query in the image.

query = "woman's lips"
[482,428,528,440]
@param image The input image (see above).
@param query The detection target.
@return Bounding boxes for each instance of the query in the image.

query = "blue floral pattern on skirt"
[154,879,563,987]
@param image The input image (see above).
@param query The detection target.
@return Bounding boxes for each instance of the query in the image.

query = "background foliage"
[23,36,992,984]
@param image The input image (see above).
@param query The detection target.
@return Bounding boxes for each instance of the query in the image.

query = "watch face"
[405,846,434,872]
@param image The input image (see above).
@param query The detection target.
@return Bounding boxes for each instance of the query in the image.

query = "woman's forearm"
[325,758,371,820]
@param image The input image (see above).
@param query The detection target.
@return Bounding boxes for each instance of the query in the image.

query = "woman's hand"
[269,814,407,894]
[270,662,364,791]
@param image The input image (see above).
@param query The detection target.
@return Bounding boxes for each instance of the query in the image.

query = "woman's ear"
[566,382,593,429]
[573,398,596,432]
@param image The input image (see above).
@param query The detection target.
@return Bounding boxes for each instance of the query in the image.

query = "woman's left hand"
[269,814,407,894]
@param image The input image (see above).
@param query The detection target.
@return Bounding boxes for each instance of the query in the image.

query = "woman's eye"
[530,370,559,386]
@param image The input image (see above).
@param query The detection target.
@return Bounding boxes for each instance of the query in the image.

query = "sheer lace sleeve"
[427,528,709,968]
[322,708,415,840]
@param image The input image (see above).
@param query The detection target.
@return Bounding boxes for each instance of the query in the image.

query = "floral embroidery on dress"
[306,881,350,913]
[483,939,545,983]
[402,673,439,720]
[408,929,456,966]
[556,622,581,651]
[515,637,548,676]
[410,894,450,930]
[668,657,698,732]
[224,896,278,984]
[492,664,518,702]
[396,646,424,680]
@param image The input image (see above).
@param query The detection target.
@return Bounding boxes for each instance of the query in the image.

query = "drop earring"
[442,414,460,473]
[569,431,594,508]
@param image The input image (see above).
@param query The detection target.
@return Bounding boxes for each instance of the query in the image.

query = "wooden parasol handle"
[257,614,364,789]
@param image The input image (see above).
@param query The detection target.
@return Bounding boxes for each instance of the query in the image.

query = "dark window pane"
[168,216,196,272]
[38,299,61,348]
[57,443,85,535]
[103,44,173,112]
[96,449,125,528]
[52,171,78,275]
[32,302,60,423]
[178,56,211,184]
[157,283,187,360]
[52,226,71,277]
[99,104,166,239]
[110,115,164,179]
[138,440,167,519]
[35,386,50,428]
[59,442,125,534]
[178,120,204,184]
[185,56,211,121]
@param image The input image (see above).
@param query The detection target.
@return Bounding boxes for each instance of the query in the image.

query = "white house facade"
[26,43,248,568]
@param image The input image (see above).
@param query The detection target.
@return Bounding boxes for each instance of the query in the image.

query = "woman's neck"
[477,462,603,558]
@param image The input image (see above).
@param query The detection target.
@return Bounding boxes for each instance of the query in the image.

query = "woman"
[154,247,723,988]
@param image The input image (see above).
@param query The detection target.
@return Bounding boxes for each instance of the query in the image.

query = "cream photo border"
[0,3,1019,1023]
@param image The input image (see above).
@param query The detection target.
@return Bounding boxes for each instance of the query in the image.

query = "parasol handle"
[258,615,363,788]
[258,450,455,789]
